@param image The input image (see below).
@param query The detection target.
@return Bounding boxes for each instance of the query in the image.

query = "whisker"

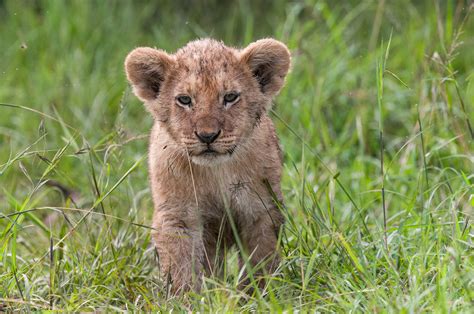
[184,148,200,209]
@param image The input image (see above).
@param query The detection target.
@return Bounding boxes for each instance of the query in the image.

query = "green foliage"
[0,0,473,311]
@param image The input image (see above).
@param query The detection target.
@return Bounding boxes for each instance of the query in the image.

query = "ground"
[0,0,473,311]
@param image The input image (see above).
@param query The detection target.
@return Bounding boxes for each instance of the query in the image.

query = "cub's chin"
[190,152,234,167]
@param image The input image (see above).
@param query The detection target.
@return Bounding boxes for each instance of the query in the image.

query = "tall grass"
[1,0,473,311]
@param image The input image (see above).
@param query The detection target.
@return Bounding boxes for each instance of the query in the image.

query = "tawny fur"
[124,38,290,294]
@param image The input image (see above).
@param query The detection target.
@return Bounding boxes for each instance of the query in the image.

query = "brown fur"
[124,38,290,294]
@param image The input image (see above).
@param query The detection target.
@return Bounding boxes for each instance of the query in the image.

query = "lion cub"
[125,38,290,294]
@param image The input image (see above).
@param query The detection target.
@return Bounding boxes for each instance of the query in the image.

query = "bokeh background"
[1,0,473,311]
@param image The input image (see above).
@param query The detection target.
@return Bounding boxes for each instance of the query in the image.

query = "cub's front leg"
[240,209,284,285]
[152,206,204,295]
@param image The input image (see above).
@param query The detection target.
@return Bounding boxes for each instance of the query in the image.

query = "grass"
[1,0,473,311]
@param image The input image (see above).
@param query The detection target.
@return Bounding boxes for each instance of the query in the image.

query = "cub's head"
[125,38,290,166]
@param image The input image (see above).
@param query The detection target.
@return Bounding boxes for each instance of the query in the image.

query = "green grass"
[1,0,473,311]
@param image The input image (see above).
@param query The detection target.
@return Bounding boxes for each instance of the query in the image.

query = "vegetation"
[1,0,473,311]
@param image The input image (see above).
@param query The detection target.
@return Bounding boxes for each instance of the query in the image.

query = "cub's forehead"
[174,39,241,74]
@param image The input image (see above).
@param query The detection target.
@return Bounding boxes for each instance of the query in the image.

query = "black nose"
[195,130,221,144]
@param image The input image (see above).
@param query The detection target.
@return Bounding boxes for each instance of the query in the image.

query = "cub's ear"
[124,47,174,102]
[240,39,291,97]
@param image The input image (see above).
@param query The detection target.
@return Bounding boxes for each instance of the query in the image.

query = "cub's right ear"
[124,47,174,102]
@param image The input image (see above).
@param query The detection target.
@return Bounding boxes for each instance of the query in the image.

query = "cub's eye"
[223,92,240,105]
[176,95,192,107]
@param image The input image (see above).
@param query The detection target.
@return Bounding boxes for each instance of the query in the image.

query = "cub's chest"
[192,167,264,214]
[195,167,254,200]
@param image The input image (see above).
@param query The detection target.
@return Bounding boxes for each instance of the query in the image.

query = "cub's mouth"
[190,144,238,166]
[199,148,218,155]
[195,144,237,156]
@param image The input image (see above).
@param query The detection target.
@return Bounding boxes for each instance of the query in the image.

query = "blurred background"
[0,0,473,311]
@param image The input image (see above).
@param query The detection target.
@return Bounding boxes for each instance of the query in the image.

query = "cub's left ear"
[124,47,175,102]
[240,38,291,97]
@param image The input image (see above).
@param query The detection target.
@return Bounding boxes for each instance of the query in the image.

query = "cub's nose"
[195,130,221,144]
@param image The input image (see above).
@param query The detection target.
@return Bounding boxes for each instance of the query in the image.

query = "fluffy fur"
[124,38,290,294]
